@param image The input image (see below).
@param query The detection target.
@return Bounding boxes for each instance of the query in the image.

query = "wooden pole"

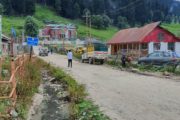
[29,46,33,61]
[0,57,2,80]
[127,44,129,54]
[139,43,141,57]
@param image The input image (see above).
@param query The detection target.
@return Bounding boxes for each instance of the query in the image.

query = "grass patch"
[161,23,180,37]
[15,58,46,119]
[106,59,180,75]
[45,63,110,120]
[0,57,45,118]
[130,63,180,75]
[2,4,117,41]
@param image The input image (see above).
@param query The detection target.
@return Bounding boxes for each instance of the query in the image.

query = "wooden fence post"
[11,57,17,106]
[0,57,2,80]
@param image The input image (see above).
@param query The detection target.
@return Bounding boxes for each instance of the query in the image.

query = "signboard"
[0,15,2,56]
[27,37,39,46]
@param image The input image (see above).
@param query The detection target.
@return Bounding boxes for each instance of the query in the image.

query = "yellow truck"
[81,42,108,64]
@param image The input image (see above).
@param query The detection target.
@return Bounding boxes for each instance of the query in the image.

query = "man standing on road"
[67,50,73,68]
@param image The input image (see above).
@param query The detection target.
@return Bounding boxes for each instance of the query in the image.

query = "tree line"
[0,0,35,15]
[0,0,180,29]
[37,0,180,29]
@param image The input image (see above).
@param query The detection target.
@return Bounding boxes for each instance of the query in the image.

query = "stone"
[163,71,170,76]
[10,109,18,118]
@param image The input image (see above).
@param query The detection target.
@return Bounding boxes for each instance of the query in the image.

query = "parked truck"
[81,41,108,64]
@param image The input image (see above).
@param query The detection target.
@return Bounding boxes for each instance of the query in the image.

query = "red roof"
[108,22,161,44]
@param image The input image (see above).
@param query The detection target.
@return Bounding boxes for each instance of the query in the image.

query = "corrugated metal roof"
[107,22,161,44]
[2,34,10,41]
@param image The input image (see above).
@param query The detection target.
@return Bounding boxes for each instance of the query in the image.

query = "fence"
[0,54,28,117]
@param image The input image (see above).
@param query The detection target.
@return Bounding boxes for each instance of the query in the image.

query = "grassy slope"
[2,5,180,41]
[161,23,180,37]
[2,5,118,41]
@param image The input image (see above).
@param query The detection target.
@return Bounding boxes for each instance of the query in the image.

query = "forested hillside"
[36,0,180,28]
[0,0,180,29]
[0,0,180,39]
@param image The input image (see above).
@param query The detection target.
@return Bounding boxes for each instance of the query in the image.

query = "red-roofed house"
[107,22,180,57]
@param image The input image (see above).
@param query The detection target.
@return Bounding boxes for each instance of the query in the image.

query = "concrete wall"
[175,42,180,56]
[160,42,168,52]
[148,42,154,54]
[148,42,180,56]
[108,45,111,55]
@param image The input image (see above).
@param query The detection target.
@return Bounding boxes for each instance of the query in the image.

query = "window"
[141,43,148,50]
[158,32,165,41]
[168,43,175,51]
[94,43,108,51]
[154,43,160,51]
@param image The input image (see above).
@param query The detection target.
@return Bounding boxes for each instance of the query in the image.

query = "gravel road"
[34,47,180,120]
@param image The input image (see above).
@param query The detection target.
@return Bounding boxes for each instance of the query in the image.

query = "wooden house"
[107,22,180,58]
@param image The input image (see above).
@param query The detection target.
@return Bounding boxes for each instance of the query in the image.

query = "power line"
[107,0,142,14]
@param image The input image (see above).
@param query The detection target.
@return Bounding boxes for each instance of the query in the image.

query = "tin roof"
[107,22,161,44]
[2,34,10,41]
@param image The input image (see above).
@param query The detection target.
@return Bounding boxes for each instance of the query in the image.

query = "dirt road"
[34,48,180,120]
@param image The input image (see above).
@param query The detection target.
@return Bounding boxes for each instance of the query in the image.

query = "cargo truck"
[81,42,108,64]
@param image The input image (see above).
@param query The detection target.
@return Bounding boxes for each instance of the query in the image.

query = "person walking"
[50,48,53,54]
[67,50,73,68]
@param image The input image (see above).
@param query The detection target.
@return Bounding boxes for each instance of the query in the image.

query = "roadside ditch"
[27,61,110,120]
[27,70,70,120]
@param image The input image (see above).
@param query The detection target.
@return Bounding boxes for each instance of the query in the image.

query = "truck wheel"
[100,60,104,65]
[81,59,84,63]
[89,58,93,64]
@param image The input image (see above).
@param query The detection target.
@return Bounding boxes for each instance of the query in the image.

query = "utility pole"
[83,12,91,40]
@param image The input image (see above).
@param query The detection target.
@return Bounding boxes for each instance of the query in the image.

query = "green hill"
[161,23,180,37]
[2,5,180,41]
[2,5,118,41]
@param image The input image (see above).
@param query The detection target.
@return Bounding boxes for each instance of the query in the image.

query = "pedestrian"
[51,48,53,54]
[67,50,73,68]
[121,54,126,67]
[121,49,126,67]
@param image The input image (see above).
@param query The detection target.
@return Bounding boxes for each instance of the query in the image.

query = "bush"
[91,14,111,29]
[16,58,43,119]
[175,65,180,75]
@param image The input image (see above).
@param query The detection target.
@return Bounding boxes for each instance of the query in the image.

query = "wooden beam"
[127,44,129,53]
[139,43,141,57]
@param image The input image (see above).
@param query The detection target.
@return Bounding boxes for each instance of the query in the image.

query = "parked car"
[138,51,180,66]
[39,48,49,56]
